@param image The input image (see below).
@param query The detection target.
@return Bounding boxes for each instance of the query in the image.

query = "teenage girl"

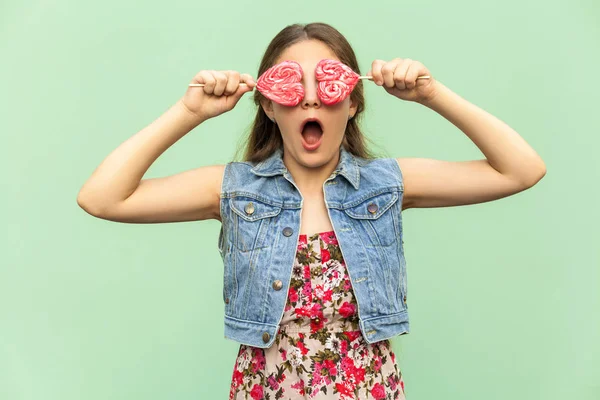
[77,22,546,400]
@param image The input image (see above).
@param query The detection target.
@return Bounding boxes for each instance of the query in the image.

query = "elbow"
[522,162,547,188]
[77,190,108,218]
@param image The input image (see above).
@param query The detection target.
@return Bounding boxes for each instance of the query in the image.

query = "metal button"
[314,317,320,323]
[282,227,293,237]
[262,332,270,343]
[272,280,283,290]
[244,202,255,215]
[403,294,407,303]
[367,202,378,214]
[225,297,230,304]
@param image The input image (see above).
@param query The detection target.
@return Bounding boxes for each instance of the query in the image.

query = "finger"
[404,61,423,90]
[393,59,412,90]
[196,71,216,94]
[239,74,256,94]
[382,58,403,88]
[228,73,256,102]
[370,59,386,85]
[240,73,256,90]
[231,74,256,99]
[212,71,228,96]
[223,71,240,96]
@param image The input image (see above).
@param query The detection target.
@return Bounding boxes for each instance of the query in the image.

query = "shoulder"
[219,161,258,188]
[356,156,405,189]
[219,160,282,202]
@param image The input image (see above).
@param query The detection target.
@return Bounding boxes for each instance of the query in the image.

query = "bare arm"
[77,68,256,223]
[76,100,224,223]
[400,81,546,210]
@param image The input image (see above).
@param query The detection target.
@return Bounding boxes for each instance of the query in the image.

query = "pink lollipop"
[255,60,304,107]
[315,59,360,105]
[187,59,431,106]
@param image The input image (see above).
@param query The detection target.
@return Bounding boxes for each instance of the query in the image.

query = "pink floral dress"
[229,230,407,400]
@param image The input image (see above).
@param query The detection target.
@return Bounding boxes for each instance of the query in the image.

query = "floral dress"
[229,230,407,400]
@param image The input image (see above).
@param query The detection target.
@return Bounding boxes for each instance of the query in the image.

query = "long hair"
[235,22,380,163]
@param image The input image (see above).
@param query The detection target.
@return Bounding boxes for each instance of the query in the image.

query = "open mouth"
[300,118,324,146]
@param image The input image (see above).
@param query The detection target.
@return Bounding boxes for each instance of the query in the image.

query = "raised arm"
[399,82,546,210]
[76,100,224,223]
[366,58,546,210]
[76,69,256,223]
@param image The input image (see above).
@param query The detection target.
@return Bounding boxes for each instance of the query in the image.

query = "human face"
[260,40,358,166]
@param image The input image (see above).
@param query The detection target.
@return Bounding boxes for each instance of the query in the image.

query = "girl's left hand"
[368,58,438,104]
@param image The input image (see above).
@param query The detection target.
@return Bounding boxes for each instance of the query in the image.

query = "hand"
[368,58,438,104]
[181,70,256,121]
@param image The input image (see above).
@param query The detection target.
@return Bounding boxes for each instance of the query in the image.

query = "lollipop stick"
[188,82,252,87]
[188,83,202,87]
[358,75,430,80]
[188,74,430,87]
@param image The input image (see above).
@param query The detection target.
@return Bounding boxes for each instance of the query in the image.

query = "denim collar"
[250,146,360,190]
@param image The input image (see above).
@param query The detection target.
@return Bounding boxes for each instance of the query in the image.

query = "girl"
[77,22,546,400]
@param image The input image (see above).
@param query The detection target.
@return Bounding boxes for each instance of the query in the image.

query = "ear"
[260,97,275,120]
[349,96,358,119]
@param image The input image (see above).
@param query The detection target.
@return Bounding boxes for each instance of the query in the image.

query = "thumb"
[229,77,256,104]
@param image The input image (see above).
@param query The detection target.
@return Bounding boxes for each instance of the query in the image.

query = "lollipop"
[255,60,304,106]
[187,59,431,106]
[315,59,361,105]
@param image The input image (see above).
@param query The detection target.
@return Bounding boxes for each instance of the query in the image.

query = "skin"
[260,40,359,234]
[260,41,357,191]
[76,39,546,230]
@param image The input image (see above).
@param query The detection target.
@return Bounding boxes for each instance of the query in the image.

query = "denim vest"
[217,146,409,348]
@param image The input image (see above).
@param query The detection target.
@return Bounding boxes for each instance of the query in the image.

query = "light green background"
[1,0,598,399]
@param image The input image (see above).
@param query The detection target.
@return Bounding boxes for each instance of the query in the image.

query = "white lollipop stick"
[187,75,430,87]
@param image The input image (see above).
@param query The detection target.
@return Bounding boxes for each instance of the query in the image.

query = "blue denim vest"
[217,146,409,348]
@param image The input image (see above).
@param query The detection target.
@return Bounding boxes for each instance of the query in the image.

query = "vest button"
[272,280,283,290]
[282,227,293,237]
[244,202,255,215]
[367,202,378,214]
[262,332,270,343]
[225,297,230,304]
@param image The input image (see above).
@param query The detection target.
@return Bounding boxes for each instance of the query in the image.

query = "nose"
[301,77,321,109]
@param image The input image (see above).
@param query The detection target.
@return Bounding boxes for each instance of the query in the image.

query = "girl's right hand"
[181,70,256,121]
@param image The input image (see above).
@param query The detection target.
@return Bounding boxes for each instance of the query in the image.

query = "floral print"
[229,231,406,399]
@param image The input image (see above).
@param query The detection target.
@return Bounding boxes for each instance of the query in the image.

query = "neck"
[283,148,340,197]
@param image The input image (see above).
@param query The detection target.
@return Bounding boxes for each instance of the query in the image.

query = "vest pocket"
[343,189,399,247]
[228,195,282,252]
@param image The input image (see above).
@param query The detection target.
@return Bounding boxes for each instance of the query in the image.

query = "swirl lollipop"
[315,59,361,105]
[255,60,304,107]
[188,59,431,106]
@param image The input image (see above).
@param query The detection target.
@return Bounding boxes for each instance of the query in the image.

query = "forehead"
[275,39,340,71]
